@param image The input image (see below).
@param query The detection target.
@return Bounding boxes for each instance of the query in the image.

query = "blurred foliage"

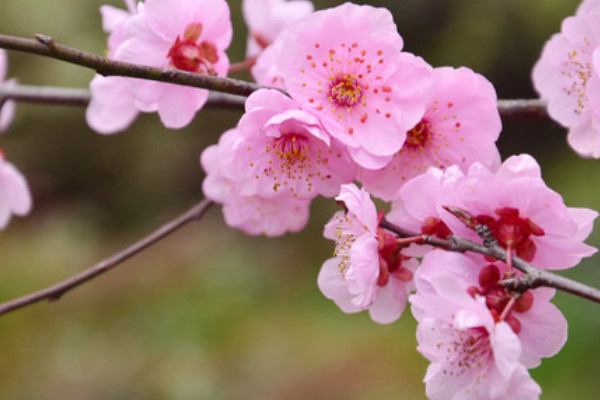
[1,0,600,398]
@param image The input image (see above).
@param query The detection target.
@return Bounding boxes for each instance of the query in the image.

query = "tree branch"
[0,33,262,97]
[496,99,548,119]
[0,83,247,109]
[0,199,213,316]
[379,218,600,304]
[0,33,548,119]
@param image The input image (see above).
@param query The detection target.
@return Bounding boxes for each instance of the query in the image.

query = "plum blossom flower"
[277,3,434,169]
[113,0,232,128]
[532,7,600,157]
[318,183,417,324]
[242,0,313,58]
[410,251,542,400]
[224,89,356,199]
[391,155,597,269]
[0,150,32,229]
[201,129,310,236]
[359,67,502,200]
[87,1,142,134]
[0,49,17,134]
[443,154,597,270]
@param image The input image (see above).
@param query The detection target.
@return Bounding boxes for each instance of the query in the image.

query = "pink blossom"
[201,129,310,236]
[242,0,313,58]
[411,251,542,400]
[224,89,356,199]
[113,0,232,128]
[0,151,32,229]
[0,50,17,134]
[419,251,567,369]
[532,8,600,157]
[359,67,501,200]
[277,3,434,168]
[87,1,141,134]
[391,155,597,269]
[442,154,597,270]
[318,183,417,323]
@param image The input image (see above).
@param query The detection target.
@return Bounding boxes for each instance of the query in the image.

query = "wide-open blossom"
[277,3,434,169]
[113,0,232,128]
[410,251,542,400]
[391,155,597,269]
[359,67,502,200]
[318,184,417,323]
[87,1,143,134]
[224,89,356,199]
[532,6,600,157]
[0,150,32,229]
[242,0,313,58]
[201,129,310,236]
[0,49,17,134]
[443,154,597,270]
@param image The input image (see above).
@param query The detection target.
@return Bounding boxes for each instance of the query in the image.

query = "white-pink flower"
[0,49,17,134]
[224,89,356,199]
[0,151,32,229]
[318,183,417,324]
[276,3,434,168]
[532,6,600,157]
[201,129,310,237]
[359,66,502,200]
[411,251,542,400]
[242,0,313,59]
[114,0,232,128]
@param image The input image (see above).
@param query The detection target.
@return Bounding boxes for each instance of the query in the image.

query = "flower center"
[329,74,363,108]
[467,264,534,334]
[477,207,545,261]
[167,23,219,75]
[376,229,413,287]
[404,119,432,150]
[273,134,309,162]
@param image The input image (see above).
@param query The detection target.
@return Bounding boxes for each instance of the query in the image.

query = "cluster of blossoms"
[533,0,600,157]
[0,49,32,230]
[0,0,593,398]
[193,1,600,397]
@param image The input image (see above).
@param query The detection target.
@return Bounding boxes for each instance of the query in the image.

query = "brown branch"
[0,199,213,316]
[0,34,550,119]
[497,99,548,119]
[379,218,600,304]
[0,84,90,106]
[0,33,263,97]
[0,84,247,110]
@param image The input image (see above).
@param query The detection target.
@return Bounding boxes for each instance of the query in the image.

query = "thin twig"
[0,84,247,110]
[0,84,90,106]
[0,33,262,97]
[497,99,548,119]
[379,218,600,304]
[0,199,213,316]
[0,34,550,119]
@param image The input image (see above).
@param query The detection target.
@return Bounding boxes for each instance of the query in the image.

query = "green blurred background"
[1,0,600,398]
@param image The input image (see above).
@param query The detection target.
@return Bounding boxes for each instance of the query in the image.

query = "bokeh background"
[1,0,600,398]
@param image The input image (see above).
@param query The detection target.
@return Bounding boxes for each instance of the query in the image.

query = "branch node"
[35,34,55,49]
